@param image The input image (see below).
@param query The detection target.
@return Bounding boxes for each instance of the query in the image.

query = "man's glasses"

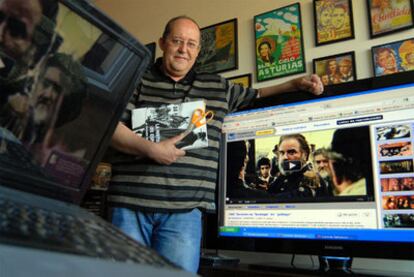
[168,37,199,50]
[0,11,28,39]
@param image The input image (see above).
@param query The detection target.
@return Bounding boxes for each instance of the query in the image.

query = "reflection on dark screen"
[0,0,132,190]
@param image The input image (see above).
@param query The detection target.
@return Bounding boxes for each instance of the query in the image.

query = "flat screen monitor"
[0,0,150,203]
[217,72,414,271]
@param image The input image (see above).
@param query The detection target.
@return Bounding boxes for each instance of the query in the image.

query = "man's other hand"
[295,74,324,96]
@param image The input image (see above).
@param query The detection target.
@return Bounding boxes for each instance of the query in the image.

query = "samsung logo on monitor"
[324,245,344,251]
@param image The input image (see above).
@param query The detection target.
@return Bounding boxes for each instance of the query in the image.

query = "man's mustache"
[35,96,54,107]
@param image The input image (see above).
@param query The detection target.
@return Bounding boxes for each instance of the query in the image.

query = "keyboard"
[0,197,176,268]
[0,138,47,177]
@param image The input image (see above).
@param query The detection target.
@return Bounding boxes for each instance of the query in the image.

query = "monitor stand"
[200,251,240,267]
[318,256,353,274]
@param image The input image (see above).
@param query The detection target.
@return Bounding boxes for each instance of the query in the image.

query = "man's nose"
[177,43,186,52]
[41,85,55,98]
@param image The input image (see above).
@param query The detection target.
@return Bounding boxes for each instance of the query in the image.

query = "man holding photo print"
[108,15,324,273]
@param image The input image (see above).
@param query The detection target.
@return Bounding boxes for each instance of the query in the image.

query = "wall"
[93,0,414,273]
[94,0,413,89]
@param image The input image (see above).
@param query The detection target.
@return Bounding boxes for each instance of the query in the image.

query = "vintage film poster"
[227,73,252,88]
[254,3,306,82]
[372,38,414,77]
[367,0,414,38]
[313,0,355,46]
[313,51,356,86]
[195,18,238,74]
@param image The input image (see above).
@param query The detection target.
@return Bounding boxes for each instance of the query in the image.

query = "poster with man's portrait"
[367,0,414,38]
[313,51,356,86]
[254,3,306,82]
[313,0,355,46]
[371,38,414,77]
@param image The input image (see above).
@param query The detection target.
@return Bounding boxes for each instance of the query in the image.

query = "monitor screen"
[0,0,150,203]
[218,75,414,260]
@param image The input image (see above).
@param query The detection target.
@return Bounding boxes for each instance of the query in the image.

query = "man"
[107,16,323,273]
[326,59,340,85]
[313,147,333,196]
[253,157,275,191]
[23,53,85,145]
[270,144,279,177]
[227,141,275,200]
[268,134,322,198]
[331,4,348,31]
[338,58,353,83]
[328,127,370,196]
[0,0,58,87]
[0,0,42,68]
[0,0,59,137]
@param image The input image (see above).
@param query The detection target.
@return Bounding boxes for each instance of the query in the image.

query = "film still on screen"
[225,126,374,203]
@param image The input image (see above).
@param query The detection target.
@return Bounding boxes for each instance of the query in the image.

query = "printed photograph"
[313,0,355,46]
[367,0,414,38]
[313,51,356,86]
[131,101,209,150]
[372,38,414,77]
[254,3,306,82]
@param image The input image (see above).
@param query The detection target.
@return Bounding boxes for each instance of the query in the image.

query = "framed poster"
[367,0,414,38]
[145,42,156,64]
[313,0,355,46]
[313,51,356,86]
[254,3,306,82]
[227,73,252,88]
[195,18,238,74]
[372,38,414,77]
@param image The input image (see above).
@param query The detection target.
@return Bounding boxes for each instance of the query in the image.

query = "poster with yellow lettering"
[254,3,306,82]
[313,0,355,46]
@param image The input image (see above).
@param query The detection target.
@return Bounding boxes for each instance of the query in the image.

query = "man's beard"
[33,104,51,124]
[318,169,330,179]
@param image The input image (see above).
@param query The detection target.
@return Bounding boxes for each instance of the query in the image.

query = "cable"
[290,254,296,268]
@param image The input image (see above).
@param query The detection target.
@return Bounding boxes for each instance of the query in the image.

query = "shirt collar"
[152,57,196,84]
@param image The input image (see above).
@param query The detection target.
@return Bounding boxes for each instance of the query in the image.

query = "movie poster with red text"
[368,0,414,38]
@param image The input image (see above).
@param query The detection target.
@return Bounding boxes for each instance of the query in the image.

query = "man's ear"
[158,37,166,52]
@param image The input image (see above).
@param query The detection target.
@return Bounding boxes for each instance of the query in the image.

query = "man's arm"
[257,74,324,98]
[111,122,185,165]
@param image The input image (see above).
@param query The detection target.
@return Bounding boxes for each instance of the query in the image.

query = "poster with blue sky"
[254,3,305,82]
